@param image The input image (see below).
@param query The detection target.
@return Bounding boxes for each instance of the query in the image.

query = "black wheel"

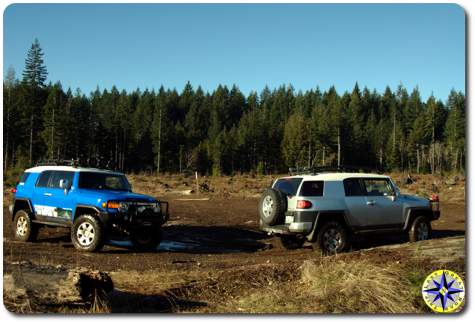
[131,227,162,251]
[259,188,287,226]
[71,214,105,252]
[313,221,349,255]
[13,210,39,242]
[279,235,306,250]
[408,216,431,242]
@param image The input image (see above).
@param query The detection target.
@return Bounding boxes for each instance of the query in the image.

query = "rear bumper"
[260,211,317,235]
[260,222,313,235]
[432,210,441,221]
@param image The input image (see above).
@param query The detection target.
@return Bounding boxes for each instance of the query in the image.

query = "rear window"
[343,178,365,196]
[36,171,53,187]
[274,178,302,196]
[299,181,324,196]
[19,172,30,183]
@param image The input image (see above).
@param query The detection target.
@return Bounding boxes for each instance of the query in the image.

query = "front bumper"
[109,201,169,228]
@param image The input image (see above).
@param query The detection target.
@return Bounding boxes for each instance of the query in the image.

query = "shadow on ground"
[108,289,207,313]
[350,229,465,251]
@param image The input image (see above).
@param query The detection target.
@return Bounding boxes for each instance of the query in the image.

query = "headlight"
[118,202,129,212]
[104,200,129,211]
[153,203,161,213]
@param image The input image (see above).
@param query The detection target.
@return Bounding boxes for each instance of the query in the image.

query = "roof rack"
[35,157,118,171]
[36,159,79,167]
[289,165,383,176]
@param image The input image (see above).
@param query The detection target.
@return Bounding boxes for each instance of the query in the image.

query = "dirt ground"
[2,173,467,313]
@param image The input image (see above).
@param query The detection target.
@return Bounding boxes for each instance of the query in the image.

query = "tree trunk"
[337,128,341,166]
[416,147,420,174]
[4,87,10,170]
[307,141,311,168]
[50,104,55,159]
[29,114,34,165]
[157,108,162,174]
[322,146,326,166]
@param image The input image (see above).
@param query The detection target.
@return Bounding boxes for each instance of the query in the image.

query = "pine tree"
[4,66,17,169]
[444,90,465,171]
[22,38,48,87]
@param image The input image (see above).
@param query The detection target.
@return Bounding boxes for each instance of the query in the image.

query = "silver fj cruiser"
[259,167,440,254]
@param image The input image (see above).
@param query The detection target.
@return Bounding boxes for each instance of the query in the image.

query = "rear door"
[361,178,404,226]
[343,178,369,227]
[41,171,75,222]
[31,170,53,216]
[32,171,74,222]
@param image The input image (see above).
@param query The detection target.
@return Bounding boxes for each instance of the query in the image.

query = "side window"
[48,171,75,189]
[36,171,52,187]
[343,178,365,196]
[363,179,394,196]
[299,181,324,196]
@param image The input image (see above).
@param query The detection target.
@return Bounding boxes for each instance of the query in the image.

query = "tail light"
[430,194,439,211]
[11,188,17,194]
[297,200,312,209]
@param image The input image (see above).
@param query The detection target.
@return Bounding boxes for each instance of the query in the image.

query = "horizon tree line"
[3,39,466,175]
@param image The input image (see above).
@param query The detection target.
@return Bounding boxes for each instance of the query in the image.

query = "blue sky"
[3,3,465,100]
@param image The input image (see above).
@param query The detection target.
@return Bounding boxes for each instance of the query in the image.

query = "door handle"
[44,193,52,197]
[366,200,375,206]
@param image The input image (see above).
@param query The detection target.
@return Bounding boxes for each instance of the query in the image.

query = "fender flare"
[403,207,433,231]
[307,210,351,241]
[12,198,34,220]
[74,204,109,225]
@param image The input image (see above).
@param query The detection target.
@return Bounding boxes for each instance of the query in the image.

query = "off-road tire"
[279,235,306,250]
[71,214,105,252]
[131,226,163,251]
[313,221,349,255]
[259,188,287,226]
[408,216,431,242]
[13,210,39,242]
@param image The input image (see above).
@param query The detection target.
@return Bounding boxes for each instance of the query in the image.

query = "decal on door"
[34,205,72,219]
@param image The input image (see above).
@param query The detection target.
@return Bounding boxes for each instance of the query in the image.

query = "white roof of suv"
[283,172,390,181]
[25,165,122,174]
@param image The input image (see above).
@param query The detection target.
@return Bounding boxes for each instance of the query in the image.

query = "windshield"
[78,172,131,191]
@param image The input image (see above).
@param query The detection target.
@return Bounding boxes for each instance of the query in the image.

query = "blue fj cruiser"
[9,164,169,252]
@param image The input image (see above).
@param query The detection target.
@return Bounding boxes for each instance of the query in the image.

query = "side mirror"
[60,179,72,194]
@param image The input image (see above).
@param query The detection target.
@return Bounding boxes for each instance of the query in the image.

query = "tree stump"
[4,262,113,312]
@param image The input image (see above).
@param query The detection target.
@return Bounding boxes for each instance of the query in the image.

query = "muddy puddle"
[108,238,254,254]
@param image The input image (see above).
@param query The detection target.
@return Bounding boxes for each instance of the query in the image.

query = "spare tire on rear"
[259,188,287,225]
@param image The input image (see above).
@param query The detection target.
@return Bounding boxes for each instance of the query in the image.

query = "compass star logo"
[422,270,465,313]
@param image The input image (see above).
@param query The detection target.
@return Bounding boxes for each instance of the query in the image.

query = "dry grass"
[299,259,419,313]
[219,257,426,314]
